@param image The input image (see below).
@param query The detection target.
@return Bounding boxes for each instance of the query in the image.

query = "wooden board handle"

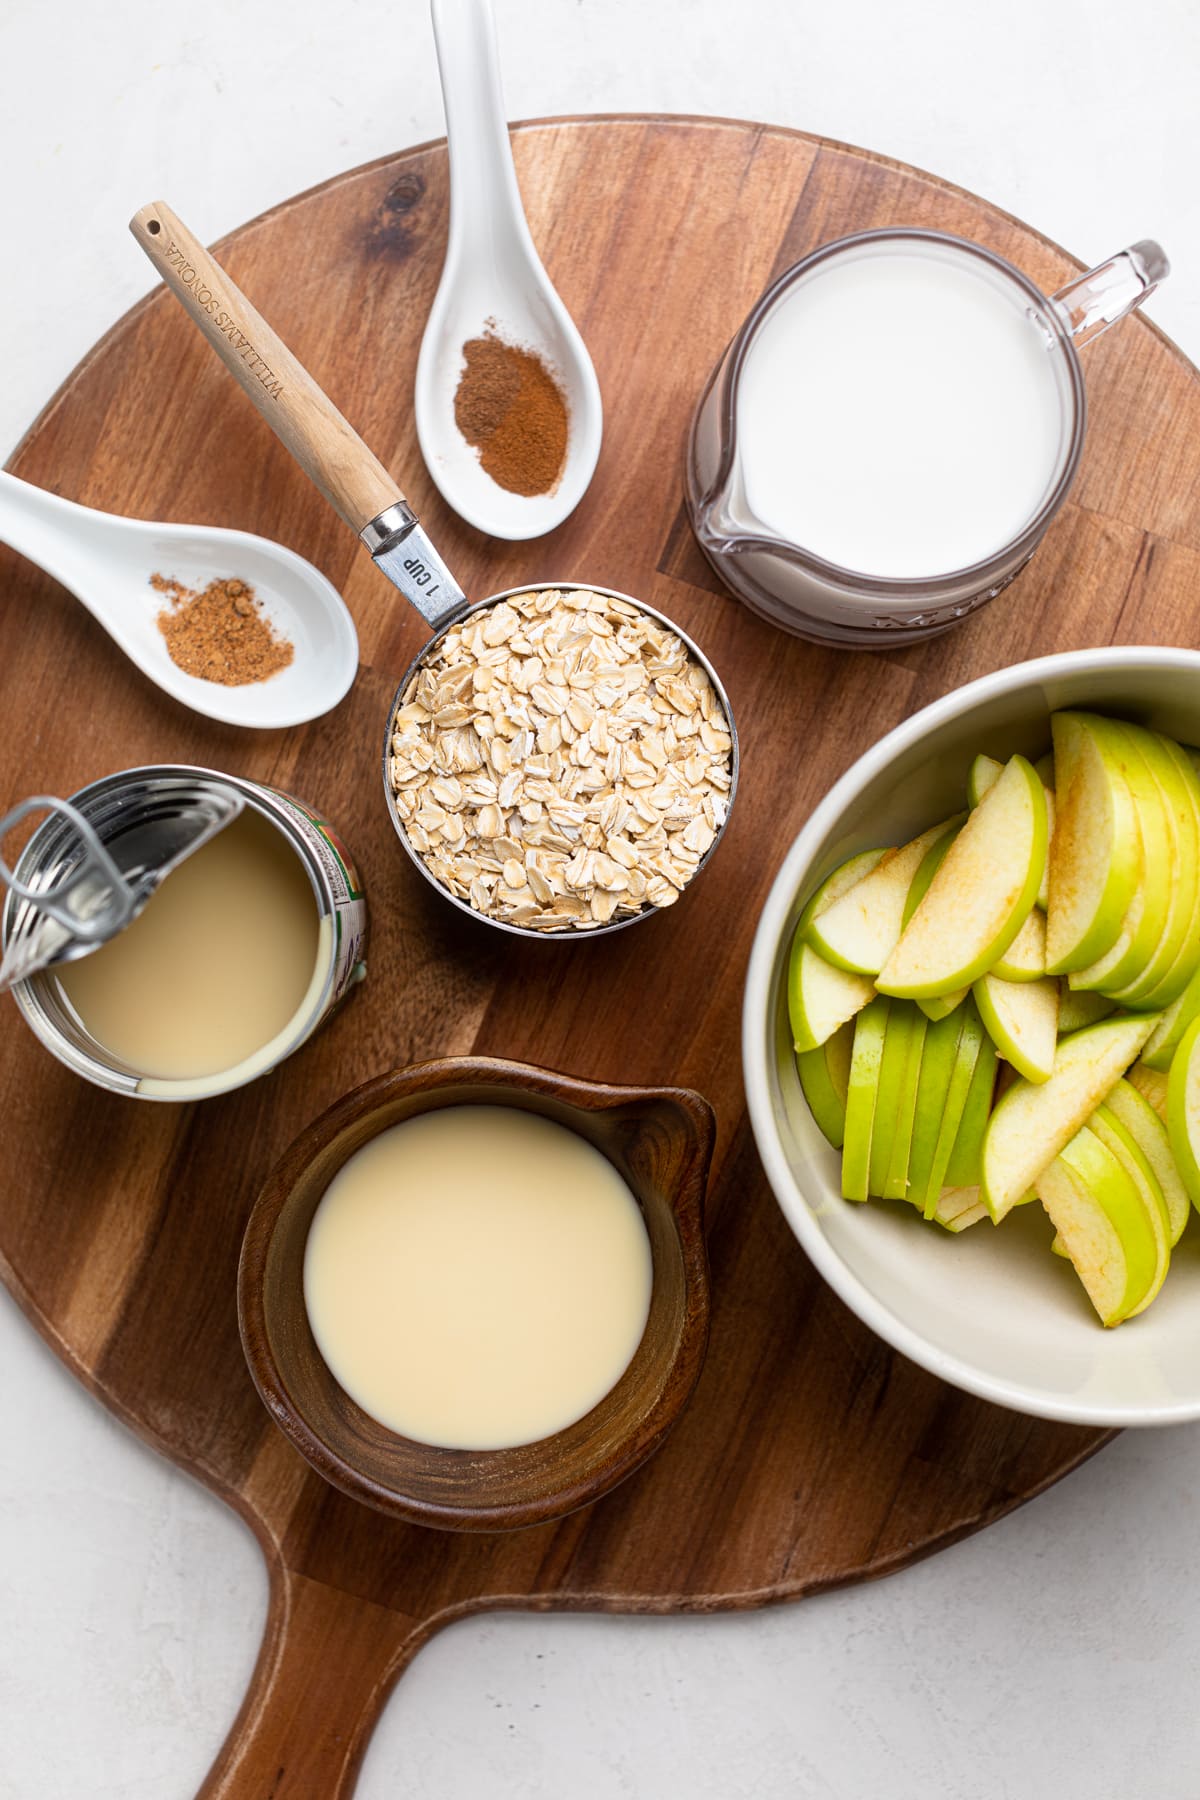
[130,201,406,535]
[198,1565,422,1798]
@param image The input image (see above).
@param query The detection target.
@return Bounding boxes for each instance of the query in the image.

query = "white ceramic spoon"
[415,0,602,540]
[0,470,358,729]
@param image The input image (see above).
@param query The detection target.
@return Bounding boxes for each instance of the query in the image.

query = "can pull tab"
[0,797,137,945]
[0,780,244,993]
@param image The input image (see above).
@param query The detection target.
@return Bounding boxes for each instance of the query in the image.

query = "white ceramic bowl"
[744,647,1200,1427]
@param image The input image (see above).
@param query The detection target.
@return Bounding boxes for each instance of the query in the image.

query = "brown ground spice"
[152,572,295,686]
[454,331,569,497]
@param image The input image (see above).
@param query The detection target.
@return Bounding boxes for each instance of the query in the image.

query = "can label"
[266,788,370,1017]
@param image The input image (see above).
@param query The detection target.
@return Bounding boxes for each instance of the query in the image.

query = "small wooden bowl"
[238,1056,715,1531]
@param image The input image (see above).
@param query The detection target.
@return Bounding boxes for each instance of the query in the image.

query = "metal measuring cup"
[131,204,740,939]
[382,581,737,937]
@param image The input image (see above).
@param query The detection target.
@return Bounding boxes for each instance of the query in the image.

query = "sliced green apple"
[1111,731,1200,1009]
[1045,712,1142,973]
[790,847,897,1052]
[841,998,889,1202]
[1167,1013,1200,1215]
[807,820,961,976]
[944,1022,998,1188]
[788,940,875,1054]
[974,972,1058,1083]
[980,1012,1158,1221]
[1092,724,1197,1006]
[907,1004,979,1217]
[1104,1076,1190,1245]
[1066,720,1168,994]
[1037,1126,1161,1326]
[1057,988,1115,1034]
[1038,787,1056,912]
[967,753,1004,807]
[933,1186,987,1231]
[797,1023,854,1150]
[796,848,887,937]
[869,1004,928,1202]
[826,1017,853,1093]
[877,757,1046,1000]
[902,825,958,928]
[943,1205,988,1232]
[991,904,1046,981]
[1135,732,1200,1001]
[1068,892,1147,995]
[1127,1057,1169,1122]
[1088,1104,1170,1315]
[970,751,1054,910]
[917,989,969,1022]
[1142,954,1200,1069]
[885,1010,930,1202]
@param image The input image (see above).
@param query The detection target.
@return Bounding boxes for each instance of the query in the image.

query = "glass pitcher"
[685,229,1168,648]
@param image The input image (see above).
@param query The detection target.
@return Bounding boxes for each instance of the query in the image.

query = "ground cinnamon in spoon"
[152,572,294,686]
[453,331,569,496]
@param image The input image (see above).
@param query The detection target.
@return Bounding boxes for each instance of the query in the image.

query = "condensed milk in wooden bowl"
[1,765,367,1101]
[237,1057,715,1531]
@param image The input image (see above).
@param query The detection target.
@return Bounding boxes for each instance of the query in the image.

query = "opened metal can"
[2,765,367,1101]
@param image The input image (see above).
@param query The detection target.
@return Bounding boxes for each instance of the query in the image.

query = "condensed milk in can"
[2,765,368,1101]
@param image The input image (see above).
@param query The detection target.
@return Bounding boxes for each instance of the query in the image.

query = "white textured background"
[1,2,1198,1795]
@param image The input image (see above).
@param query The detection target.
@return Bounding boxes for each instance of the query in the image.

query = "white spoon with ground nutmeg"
[413,0,603,540]
[0,471,357,729]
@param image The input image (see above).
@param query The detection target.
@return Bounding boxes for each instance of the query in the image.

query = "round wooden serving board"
[3,116,1199,1796]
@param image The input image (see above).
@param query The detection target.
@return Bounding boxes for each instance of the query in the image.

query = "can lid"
[0,780,244,991]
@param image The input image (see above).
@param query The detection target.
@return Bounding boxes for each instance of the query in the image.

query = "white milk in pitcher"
[735,243,1070,579]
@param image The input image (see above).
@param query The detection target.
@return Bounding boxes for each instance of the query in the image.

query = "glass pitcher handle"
[1050,240,1169,351]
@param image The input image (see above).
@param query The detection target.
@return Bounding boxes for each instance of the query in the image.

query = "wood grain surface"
[2,116,1198,1797]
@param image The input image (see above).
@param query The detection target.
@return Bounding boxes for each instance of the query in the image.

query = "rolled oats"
[388,589,733,931]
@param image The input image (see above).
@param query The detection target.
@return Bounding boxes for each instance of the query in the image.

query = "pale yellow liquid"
[56,808,322,1081]
[303,1105,655,1449]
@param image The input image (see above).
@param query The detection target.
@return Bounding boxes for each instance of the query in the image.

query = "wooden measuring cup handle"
[198,1564,424,1798]
[130,201,405,536]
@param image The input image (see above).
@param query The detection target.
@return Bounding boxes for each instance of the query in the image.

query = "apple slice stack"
[788,711,1200,1328]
